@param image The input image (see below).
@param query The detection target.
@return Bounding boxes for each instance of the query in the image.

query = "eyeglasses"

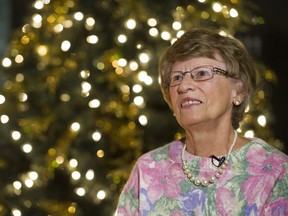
[161,65,232,87]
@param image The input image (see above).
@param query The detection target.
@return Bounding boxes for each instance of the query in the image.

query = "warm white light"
[132,84,142,93]
[97,149,104,158]
[92,131,101,142]
[161,31,171,41]
[118,58,127,67]
[257,115,267,127]
[230,8,238,18]
[120,85,130,94]
[22,143,32,153]
[81,81,92,93]
[32,14,42,28]
[126,19,136,29]
[139,53,149,63]
[97,190,106,200]
[172,21,182,30]
[139,115,148,126]
[118,34,127,43]
[87,35,98,44]
[138,71,148,82]
[176,30,185,38]
[71,122,80,132]
[89,99,100,108]
[144,76,153,85]
[69,159,78,168]
[80,70,90,79]
[138,70,153,85]
[54,24,64,33]
[34,1,44,9]
[56,156,64,164]
[245,104,250,113]
[13,181,22,190]
[1,115,9,124]
[11,131,21,140]
[19,92,28,102]
[15,54,24,63]
[74,12,84,21]
[76,187,86,196]
[72,171,81,180]
[86,169,94,180]
[2,57,12,67]
[12,209,21,216]
[134,96,144,107]
[244,130,254,138]
[60,93,70,102]
[0,95,5,104]
[129,61,139,71]
[16,73,24,82]
[218,30,228,37]
[32,14,42,24]
[24,179,34,188]
[212,2,222,12]
[147,18,157,27]
[37,45,48,56]
[61,40,71,52]
[86,17,95,26]
[149,28,159,37]
[96,62,104,70]
[28,171,38,180]
[62,20,73,28]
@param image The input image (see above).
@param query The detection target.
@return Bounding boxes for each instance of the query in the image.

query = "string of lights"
[0,0,282,215]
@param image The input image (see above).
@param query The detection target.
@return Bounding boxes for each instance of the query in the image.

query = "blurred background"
[0,0,287,215]
[254,0,288,147]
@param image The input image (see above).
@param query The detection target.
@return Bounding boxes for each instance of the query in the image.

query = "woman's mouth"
[181,99,202,108]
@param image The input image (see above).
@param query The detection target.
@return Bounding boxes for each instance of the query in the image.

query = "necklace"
[181,130,238,187]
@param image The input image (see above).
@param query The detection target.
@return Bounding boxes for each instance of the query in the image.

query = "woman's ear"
[232,80,245,105]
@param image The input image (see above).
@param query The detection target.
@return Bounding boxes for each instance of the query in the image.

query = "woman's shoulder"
[229,138,288,179]
[137,139,183,164]
[251,138,287,155]
[239,137,288,164]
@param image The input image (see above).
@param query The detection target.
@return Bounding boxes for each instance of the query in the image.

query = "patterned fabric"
[115,138,288,216]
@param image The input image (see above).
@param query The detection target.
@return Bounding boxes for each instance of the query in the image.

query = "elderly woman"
[116,28,288,215]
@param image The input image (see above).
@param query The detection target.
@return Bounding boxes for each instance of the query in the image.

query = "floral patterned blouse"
[115,138,288,216]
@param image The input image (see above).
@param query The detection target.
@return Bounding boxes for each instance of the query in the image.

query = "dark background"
[9,0,288,151]
[254,0,288,148]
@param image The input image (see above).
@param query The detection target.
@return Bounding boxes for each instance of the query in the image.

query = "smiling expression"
[169,54,241,130]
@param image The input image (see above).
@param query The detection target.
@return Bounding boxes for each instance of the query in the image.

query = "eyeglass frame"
[161,65,235,87]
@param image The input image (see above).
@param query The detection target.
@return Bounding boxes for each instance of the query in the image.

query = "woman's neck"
[184,129,237,157]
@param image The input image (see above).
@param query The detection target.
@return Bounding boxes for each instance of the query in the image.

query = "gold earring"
[234,100,241,106]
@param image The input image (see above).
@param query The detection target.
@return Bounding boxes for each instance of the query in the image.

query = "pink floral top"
[116,138,288,216]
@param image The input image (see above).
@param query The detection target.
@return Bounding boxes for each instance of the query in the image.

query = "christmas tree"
[0,0,283,215]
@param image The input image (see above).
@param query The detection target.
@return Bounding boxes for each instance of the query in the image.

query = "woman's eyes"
[171,73,183,81]
[195,70,209,76]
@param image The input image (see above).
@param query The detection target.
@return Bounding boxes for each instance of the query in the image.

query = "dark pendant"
[210,155,226,167]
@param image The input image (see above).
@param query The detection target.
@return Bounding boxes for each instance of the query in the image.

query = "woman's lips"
[180,98,202,108]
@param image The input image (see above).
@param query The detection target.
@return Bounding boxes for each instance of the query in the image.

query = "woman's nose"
[177,75,197,92]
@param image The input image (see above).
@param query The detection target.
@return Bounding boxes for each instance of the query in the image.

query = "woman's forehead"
[172,55,226,71]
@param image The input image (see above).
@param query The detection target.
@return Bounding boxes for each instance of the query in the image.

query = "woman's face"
[169,54,240,130]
